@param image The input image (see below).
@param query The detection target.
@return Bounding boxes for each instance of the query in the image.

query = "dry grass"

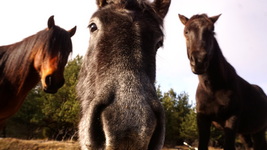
[0,138,80,150]
[162,145,223,150]
[0,138,223,150]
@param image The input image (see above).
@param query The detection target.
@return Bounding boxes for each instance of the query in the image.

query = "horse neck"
[198,37,236,90]
[0,35,41,95]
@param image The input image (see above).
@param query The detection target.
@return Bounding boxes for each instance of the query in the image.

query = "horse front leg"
[224,116,238,150]
[197,113,211,150]
[240,134,253,150]
[252,129,267,150]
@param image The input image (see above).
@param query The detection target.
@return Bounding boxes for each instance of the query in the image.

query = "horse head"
[179,14,221,74]
[87,0,170,83]
[34,16,76,93]
[78,0,170,149]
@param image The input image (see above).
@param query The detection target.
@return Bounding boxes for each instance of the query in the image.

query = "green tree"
[158,87,192,146]
[179,108,198,144]
[158,86,224,147]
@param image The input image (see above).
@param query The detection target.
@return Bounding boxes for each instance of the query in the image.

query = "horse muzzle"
[190,61,208,75]
[191,66,206,75]
[189,52,208,75]
[43,75,65,94]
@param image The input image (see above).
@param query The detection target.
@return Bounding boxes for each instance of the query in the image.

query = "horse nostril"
[190,56,196,66]
[45,75,52,86]
[190,55,194,61]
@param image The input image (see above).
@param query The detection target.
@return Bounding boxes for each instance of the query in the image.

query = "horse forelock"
[189,14,209,22]
[102,0,150,9]
[186,14,216,32]
[44,26,73,61]
[98,0,164,26]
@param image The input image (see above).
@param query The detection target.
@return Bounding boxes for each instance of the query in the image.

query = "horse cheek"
[33,52,42,73]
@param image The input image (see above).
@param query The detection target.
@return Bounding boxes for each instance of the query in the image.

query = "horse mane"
[102,0,149,7]
[190,14,212,23]
[208,30,238,87]
[0,25,72,93]
[191,13,209,19]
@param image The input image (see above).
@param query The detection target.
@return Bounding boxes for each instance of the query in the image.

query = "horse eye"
[184,30,189,35]
[88,23,98,32]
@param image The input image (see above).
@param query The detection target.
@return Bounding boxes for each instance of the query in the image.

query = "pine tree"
[158,87,192,146]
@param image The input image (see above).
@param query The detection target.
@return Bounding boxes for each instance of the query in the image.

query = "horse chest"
[197,89,233,115]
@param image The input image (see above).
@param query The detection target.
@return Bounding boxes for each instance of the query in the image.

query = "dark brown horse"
[0,16,76,128]
[77,0,170,149]
[179,14,267,150]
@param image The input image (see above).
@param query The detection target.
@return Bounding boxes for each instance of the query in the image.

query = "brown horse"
[0,16,76,128]
[77,0,171,149]
[179,14,267,150]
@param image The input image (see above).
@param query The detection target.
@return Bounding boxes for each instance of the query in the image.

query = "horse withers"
[0,16,76,128]
[179,14,267,150]
[77,0,171,149]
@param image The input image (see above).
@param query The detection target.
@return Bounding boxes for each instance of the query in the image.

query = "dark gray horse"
[77,0,171,149]
[179,13,267,150]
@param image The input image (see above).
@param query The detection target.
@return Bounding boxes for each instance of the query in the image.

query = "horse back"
[237,79,267,133]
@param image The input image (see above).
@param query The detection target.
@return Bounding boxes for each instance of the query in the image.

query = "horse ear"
[48,15,55,29]
[151,0,171,19]
[178,14,189,25]
[68,26,77,37]
[209,14,221,24]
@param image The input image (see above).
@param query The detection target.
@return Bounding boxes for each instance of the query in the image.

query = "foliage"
[157,86,192,146]
[179,108,198,144]
[157,85,223,147]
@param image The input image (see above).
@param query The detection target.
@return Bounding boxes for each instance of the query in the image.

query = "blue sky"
[1,0,267,103]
